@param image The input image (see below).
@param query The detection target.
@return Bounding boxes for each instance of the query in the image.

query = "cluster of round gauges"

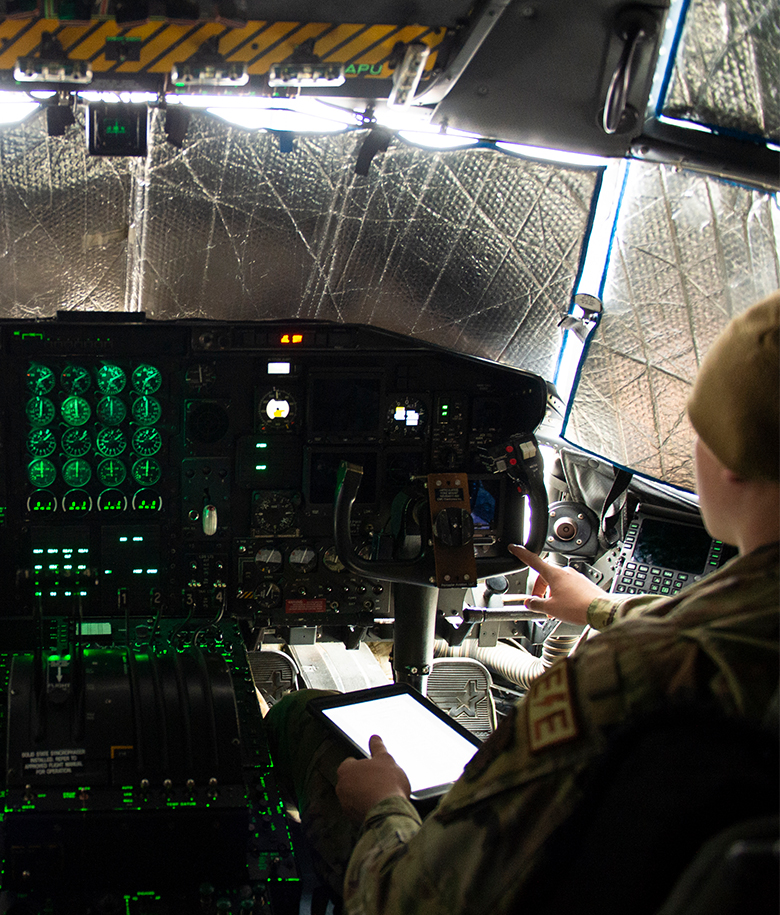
[24,362,164,512]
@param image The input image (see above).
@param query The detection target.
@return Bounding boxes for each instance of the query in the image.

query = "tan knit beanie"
[687,290,780,482]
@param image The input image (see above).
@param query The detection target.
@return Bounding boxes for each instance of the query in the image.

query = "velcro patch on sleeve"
[526,661,579,754]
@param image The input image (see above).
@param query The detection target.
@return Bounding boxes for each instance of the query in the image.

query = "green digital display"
[62,489,92,512]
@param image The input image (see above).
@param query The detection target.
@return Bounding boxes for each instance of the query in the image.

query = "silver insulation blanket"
[564,160,780,491]
[663,0,780,140]
[0,107,599,382]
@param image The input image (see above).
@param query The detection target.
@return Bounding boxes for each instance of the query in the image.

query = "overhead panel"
[0,15,446,86]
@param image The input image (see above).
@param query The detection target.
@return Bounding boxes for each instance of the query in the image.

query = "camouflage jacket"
[343,541,780,915]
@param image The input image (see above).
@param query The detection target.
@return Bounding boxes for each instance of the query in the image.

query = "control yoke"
[333,432,549,588]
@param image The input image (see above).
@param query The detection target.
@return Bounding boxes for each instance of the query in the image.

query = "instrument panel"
[0,316,548,636]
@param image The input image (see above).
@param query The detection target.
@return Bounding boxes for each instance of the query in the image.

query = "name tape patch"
[527,662,579,753]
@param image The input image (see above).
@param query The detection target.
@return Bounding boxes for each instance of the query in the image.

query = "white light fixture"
[497,141,609,169]
[0,91,40,126]
[168,95,358,133]
[397,129,480,150]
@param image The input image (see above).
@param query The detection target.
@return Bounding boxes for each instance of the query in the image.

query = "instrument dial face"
[61,395,92,427]
[62,458,92,488]
[62,489,92,513]
[97,458,126,487]
[185,363,217,391]
[61,365,91,394]
[289,545,317,573]
[322,546,346,573]
[27,427,57,458]
[28,458,57,488]
[254,581,282,609]
[96,395,127,426]
[132,458,162,487]
[131,396,162,426]
[255,547,283,575]
[96,427,127,457]
[132,364,162,395]
[98,489,128,512]
[259,389,297,430]
[96,364,126,394]
[62,427,91,457]
[132,426,162,457]
[26,364,55,395]
[254,492,296,534]
[26,396,56,427]
[387,397,428,436]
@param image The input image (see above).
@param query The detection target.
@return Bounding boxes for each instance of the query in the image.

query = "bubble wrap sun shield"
[0,107,599,383]
[662,0,780,140]
[563,160,780,490]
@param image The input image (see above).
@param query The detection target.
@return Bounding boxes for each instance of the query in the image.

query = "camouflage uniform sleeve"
[587,593,659,630]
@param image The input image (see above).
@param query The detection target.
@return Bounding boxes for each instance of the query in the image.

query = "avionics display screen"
[308,376,382,436]
[632,518,712,573]
[469,478,499,531]
[307,450,379,505]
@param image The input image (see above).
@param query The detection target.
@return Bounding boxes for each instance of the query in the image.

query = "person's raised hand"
[336,735,412,824]
[509,544,607,626]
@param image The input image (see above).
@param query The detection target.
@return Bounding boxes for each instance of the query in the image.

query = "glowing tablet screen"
[313,689,481,799]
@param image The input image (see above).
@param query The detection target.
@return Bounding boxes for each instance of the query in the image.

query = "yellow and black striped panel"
[0,18,445,78]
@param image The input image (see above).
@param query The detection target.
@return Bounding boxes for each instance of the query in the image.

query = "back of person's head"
[687,291,780,483]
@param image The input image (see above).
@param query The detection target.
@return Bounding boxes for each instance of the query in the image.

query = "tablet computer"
[307,684,483,800]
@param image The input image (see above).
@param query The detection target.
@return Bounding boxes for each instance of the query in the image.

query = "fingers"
[368,734,387,757]
[508,543,555,579]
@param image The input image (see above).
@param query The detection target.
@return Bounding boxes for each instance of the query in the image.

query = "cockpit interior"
[0,1,777,912]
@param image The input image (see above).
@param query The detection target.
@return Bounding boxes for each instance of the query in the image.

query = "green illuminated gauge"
[132,426,162,457]
[132,458,162,487]
[27,427,57,458]
[27,490,57,513]
[61,427,91,457]
[98,489,128,512]
[61,365,91,394]
[62,489,92,513]
[26,363,55,395]
[96,395,127,426]
[62,458,92,488]
[96,364,126,395]
[97,458,126,487]
[61,395,92,427]
[132,364,162,395]
[28,458,57,488]
[131,396,162,426]
[26,396,56,427]
[96,427,127,457]
[132,489,162,511]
